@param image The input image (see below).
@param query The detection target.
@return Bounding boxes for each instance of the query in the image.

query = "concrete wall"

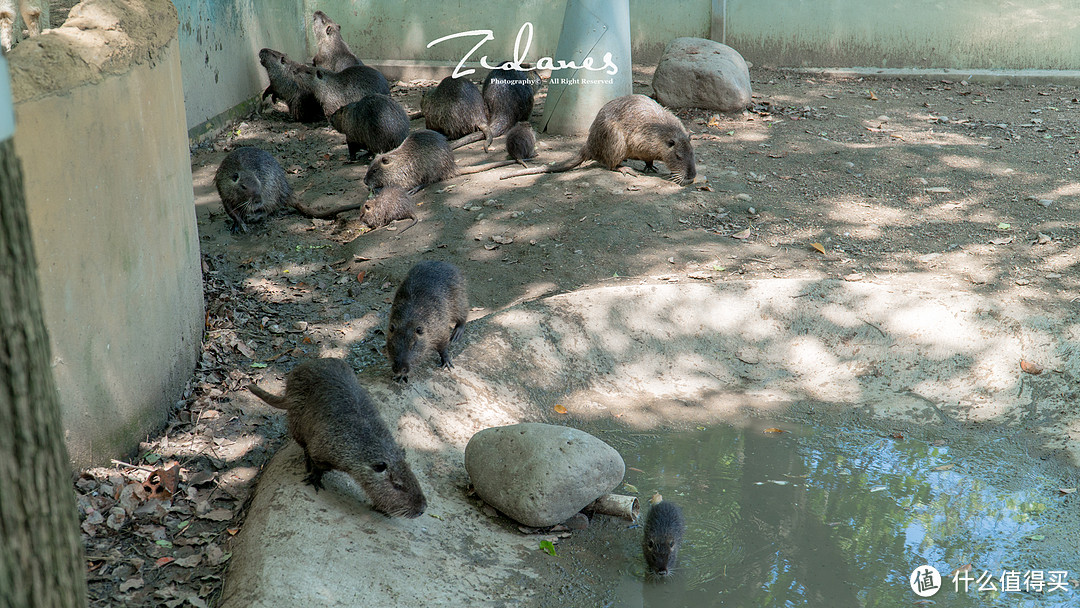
[8,0,203,468]
[723,0,1080,71]
[176,0,307,137]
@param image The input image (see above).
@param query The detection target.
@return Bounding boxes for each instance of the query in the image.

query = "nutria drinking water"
[504,121,536,167]
[386,261,468,382]
[291,63,391,118]
[311,10,361,72]
[364,129,517,193]
[482,64,538,137]
[214,147,294,234]
[642,500,685,576]
[421,76,493,150]
[248,358,426,518]
[359,187,418,231]
[501,94,696,185]
[258,48,325,123]
[329,94,410,161]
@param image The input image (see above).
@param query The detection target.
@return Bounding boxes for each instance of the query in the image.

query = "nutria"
[329,94,410,161]
[0,0,46,52]
[364,129,517,194]
[359,187,418,231]
[501,94,697,185]
[386,261,468,382]
[421,76,492,150]
[482,63,538,137]
[291,63,391,118]
[311,10,361,72]
[214,147,372,233]
[214,147,294,234]
[504,121,536,167]
[643,500,685,576]
[247,358,426,518]
[258,48,325,123]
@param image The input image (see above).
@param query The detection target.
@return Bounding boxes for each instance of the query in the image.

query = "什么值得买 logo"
[427,22,619,79]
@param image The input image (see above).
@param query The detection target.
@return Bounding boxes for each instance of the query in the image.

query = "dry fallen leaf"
[356,270,366,283]
[731,228,751,240]
[143,464,180,501]
[649,493,663,505]
[868,90,878,101]
[1020,360,1043,375]
[154,556,175,568]
[810,242,826,254]
[891,432,904,440]
[1059,488,1076,495]
[553,404,568,414]
[951,564,973,577]
[199,508,233,522]
[933,464,954,471]
[763,427,786,434]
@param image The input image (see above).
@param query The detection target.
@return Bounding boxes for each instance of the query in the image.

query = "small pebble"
[735,193,752,202]
[1038,199,1053,207]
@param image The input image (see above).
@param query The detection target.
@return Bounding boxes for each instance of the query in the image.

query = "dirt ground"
[75,67,1080,606]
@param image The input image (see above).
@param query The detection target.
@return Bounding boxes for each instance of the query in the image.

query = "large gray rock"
[465,423,625,527]
[653,37,751,112]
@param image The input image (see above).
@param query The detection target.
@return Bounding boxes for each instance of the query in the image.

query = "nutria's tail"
[247,384,290,409]
[499,149,588,179]
[454,159,519,176]
[288,190,367,219]
[449,127,493,152]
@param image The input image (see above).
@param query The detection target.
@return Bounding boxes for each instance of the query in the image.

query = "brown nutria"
[247,358,426,518]
[214,147,294,233]
[258,48,325,123]
[482,63,538,137]
[311,10,361,72]
[329,94,410,161]
[421,76,492,150]
[504,121,536,167]
[642,500,685,576]
[386,261,468,382]
[359,187,418,231]
[501,94,696,185]
[291,63,391,118]
[363,129,517,194]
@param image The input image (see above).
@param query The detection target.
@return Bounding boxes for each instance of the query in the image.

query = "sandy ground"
[77,67,1080,606]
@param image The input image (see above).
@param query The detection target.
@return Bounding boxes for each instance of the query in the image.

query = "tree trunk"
[0,136,88,605]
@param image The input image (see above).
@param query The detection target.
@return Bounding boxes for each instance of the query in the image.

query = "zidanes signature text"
[427,22,618,78]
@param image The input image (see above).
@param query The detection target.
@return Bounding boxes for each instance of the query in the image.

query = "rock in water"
[652,37,751,112]
[464,423,625,527]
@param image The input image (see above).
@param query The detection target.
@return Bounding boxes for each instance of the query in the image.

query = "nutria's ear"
[231,173,240,182]
[325,25,333,36]
[388,323,396,333]
[666,139,676,148]
[415,326,424,335]
[371,462,388,473]
[279,56,286,65]
[380,157,391,165]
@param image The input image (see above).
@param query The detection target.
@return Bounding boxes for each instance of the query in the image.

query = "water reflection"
[528,422,1078,608]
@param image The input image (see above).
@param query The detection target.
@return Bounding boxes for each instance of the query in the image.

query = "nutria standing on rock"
[330,94,410,161]
[214,147,294,234]
[421,76,493,150]
[291,63,391,118]
[643,500,685,577]
[247,358,427,518]
[258,48,325,123]
[501,94,696,185]
[359,187,418,231]
[364,130,517,193]
[311,10,361,72]
[386,261,468,382]
[505,121,536,167]
[482,64,538,137]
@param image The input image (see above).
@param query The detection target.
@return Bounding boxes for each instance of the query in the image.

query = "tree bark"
[0,136,88,606]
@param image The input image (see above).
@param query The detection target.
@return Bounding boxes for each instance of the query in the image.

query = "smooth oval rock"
[653,37,751,112]
[465,423,625,527]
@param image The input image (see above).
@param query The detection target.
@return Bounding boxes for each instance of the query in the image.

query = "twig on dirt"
[110,459,155,473]
[900,390,955,426]
[860,318,887,338]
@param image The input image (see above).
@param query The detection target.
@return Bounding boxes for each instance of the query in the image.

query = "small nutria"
[364,129,517,194]
[291,63,391,118]
[421,76,493,150]
[258,48,325,123]
[248,358,426,518]
[311,10,361,72]
[643,500,685,576]
[359,187,418,231]
[502,94,697,185]
[214,147,293,233]
[386,261,468,382]
[482,63,538,137]
[505,121,536,167]
[329,94,410,161]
